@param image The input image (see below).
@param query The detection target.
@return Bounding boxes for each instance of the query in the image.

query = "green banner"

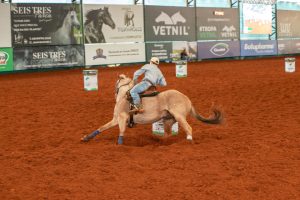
[0,48,13,72]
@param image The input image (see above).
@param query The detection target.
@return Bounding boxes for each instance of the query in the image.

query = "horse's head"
[68,9,81,29]
[115,74,133,101]
[98,7,115,29]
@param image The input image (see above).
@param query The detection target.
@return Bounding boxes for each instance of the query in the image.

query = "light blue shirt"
[133,63,167,86]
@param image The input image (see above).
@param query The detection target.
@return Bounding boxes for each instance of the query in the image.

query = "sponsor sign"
[0,4,12,47]
[83,4,144,43]
[197,41,240,59]
[242,3,272,34]
[14,45,84,70]
[85,43,145,65]
[277,10,300,38]
[11,3,83,46]
[196,8,239,40]
[0,48,13,72]
[277,40,300,55]
[146,42,172,62]
[170,41,197,61]
[240,40,277,56]
[145,6,196,41]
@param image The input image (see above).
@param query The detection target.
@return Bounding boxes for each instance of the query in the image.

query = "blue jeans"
[130,81,152,105]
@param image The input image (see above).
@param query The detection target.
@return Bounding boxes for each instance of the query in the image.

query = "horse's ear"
[118,74,126,79]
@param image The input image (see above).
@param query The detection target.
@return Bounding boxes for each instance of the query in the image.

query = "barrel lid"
[83,70,98,75]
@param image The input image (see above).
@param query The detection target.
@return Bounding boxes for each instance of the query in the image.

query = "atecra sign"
[145,6,196,41]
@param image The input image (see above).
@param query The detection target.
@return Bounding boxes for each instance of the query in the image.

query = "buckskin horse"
[81,74,223,144]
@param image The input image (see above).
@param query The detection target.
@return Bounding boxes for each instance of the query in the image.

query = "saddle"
[126,86,159,128]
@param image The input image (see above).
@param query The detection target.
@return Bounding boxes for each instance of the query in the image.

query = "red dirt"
[0,57,299,200]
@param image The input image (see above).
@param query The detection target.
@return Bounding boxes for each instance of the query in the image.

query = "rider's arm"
[133,68,146,84]
[159,76,167,86]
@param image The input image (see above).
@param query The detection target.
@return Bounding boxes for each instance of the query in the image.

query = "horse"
[84,7,116,43]
[81,74,223,145]
[51,9,81,44]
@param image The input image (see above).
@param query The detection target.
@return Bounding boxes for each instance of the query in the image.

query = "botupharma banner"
[0,4,12,47]
[277,39,300,54]
[240,40,277,56]
[0,48,13,72]
[85,43,145,65]
[196,8,239,40]
[144,6,196,41]
[277,10,300,39]
[146,42,172,62]
[14,45,84,70]
[83,4,144,43]
[198,41,240,59]
[11,3,83,47]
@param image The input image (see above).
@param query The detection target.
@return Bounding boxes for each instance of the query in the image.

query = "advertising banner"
[83,4,144,43]
[242,3,272,34]
[0,4,12,47]
[171,41,197,61]
[144,6,196,41]
[278,39,300,55]
[14,45,84,70]
[240,40,277,56]
[146,42,172,62]
[11,3,83,47]
[198,41,240,59]
[85,43,145,65]
[196,8,239,40]
[0,48,13,72]
[277,10,300,38]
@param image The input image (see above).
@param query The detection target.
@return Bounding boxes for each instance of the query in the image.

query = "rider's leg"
[130,81,151,111]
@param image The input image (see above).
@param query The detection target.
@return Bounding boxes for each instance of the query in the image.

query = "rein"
[115,79,133,95]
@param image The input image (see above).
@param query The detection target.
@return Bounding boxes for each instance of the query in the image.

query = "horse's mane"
[85,9,102,25]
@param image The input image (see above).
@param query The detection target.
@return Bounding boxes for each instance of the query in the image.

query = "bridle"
[115,79,133,95]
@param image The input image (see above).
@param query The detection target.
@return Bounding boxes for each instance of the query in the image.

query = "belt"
[143,79,154,86]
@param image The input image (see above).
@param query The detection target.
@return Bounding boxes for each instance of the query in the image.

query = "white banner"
[83,4,144,43]
[0,4,12,47]
[85,43,146,65]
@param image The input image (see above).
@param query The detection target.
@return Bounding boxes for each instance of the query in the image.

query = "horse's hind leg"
[169,111,193,141]
[117,113,129,145]
[163,118,176,137]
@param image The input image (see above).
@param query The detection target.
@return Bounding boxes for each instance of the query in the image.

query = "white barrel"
[176,61,187,78]
[83,70,98,91]
[152,119,179,136]
[285,57,296,73]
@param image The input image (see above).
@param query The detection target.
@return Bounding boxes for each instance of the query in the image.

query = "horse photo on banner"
[83,4,144,43]
[11,3,83,47]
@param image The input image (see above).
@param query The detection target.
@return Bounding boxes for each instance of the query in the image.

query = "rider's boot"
[130,104,144,113]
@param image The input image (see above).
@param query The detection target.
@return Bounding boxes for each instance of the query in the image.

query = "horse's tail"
[191,106,223,124]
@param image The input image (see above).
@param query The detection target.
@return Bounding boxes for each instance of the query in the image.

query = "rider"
[130,57,167,113]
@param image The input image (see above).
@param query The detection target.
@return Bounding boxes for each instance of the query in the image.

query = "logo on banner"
[0,51,9,65]
[278,43,285,51]
[93,48,106,60]
[221,25,237,38]
[210,43,229,56]
[279,23,292,37]
[244,43,275,53]
[153,11,189,36]
[124,10,135,27]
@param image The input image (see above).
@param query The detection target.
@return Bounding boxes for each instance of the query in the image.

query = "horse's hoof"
[117,136,123,145]
[81,135,90,142]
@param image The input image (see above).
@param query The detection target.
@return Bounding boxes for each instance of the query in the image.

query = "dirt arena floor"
[0,57,299,200]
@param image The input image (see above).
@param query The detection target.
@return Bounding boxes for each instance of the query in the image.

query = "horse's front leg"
[117,112,129,145]
[81,118,118,142]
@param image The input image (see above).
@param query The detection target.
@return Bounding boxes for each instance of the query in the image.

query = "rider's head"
[150,57,159,65]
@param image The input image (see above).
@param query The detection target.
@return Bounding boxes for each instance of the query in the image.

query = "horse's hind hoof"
[81,135,90,142]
